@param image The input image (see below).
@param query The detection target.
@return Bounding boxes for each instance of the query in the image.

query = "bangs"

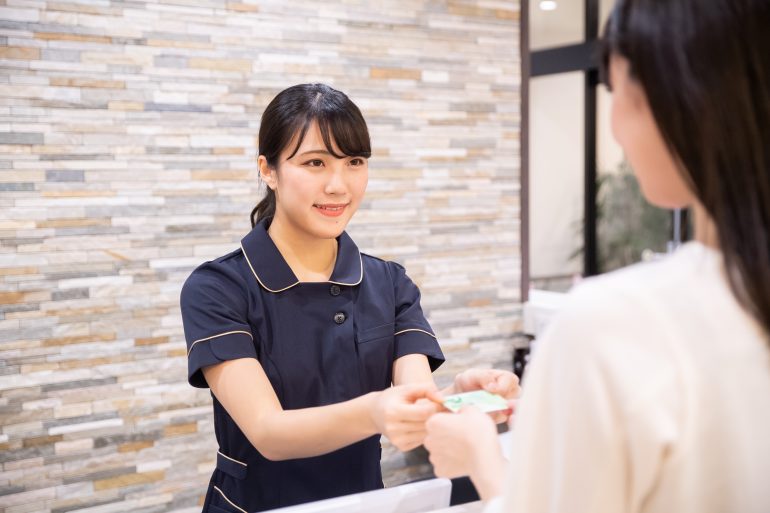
[285,95,371,160]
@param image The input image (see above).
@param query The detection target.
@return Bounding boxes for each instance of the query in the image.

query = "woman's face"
[261,121,369,239]
[609,54,694,209]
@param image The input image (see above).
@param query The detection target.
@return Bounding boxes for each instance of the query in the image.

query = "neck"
[692,202,720,250]
[267,214,338,282]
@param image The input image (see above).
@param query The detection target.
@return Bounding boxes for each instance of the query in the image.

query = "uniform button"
[330,284,341,296]
[333,312,346,324]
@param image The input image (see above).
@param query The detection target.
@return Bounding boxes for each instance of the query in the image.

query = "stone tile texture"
[0,1,521,511]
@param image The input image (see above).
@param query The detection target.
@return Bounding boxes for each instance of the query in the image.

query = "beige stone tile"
[93,470,165,491]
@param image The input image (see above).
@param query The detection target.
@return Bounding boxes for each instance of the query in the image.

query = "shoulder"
[562,242,721,328]
[181,248,250,304]
[534,246,718,402]
[360,253,412,285]
[550,257,680,347]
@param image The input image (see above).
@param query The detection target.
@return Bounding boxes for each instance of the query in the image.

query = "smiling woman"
[178,84,521,513]
[258,121,369,274]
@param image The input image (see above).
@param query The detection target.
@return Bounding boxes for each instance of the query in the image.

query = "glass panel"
[600,0,616,31]
[529,72,585,291]
[595,87,672,273]
[530,0,585,50]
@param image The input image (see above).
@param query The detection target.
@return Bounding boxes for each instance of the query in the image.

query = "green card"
[442,390,509,413]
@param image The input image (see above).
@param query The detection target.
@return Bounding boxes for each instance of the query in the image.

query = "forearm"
[205,359,382,461]
[393,353,436,386]
[470,447,506,500]
[250,392,379,461]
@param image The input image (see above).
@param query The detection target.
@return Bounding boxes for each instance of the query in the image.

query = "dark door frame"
[520,0,601,303]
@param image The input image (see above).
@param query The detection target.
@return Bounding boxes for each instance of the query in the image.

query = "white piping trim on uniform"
[187,330,253,357]
[241,242,300,293]
[213,486,247,513]
[329,252,364,287]
[240,242,364,292]
[217,450,247,467]
[394,328,437,339]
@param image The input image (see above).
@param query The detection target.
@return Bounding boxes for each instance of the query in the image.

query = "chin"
[638,186,691,210]
[308,220,348,239]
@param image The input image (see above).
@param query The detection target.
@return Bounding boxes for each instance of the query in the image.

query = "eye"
[304,159,324,167]
[349,157,366,166]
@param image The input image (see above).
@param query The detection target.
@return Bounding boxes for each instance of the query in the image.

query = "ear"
[258,155,277,191]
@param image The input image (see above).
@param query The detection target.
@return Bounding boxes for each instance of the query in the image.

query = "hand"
[424,407,505,500]
[450,368,520,423]
[369,384,442,452]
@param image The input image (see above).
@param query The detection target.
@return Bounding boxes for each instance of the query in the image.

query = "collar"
[240,219,363,293]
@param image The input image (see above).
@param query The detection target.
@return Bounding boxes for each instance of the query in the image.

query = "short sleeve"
[390,262,445,371]
[180,262,257,388]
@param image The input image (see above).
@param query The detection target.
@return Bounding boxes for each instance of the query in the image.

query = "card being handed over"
[441,390,510,414]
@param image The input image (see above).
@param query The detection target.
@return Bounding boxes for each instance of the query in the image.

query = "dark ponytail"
[250,189,275,228]
[601,0,770,339]
[249,83,371,228]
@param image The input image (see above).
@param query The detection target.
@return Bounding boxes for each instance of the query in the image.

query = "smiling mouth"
[313,204,348,217]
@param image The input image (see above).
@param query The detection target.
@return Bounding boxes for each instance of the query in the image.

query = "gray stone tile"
[62,465,136,485]
[43,412,119,430]
[144,103,212,112]
[0,133,44,145]
[51,288,90,301]
[0,303,39,314]
[0,444,56,464]
[41,49,81,62]
[0,182,35,191]
[42,378,118,393]
[46,170,85,182]
[40,154,112,161]
[153,55,188,68]
[93,431,161,449]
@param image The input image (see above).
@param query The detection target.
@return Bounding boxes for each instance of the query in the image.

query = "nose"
[324,162,347,195]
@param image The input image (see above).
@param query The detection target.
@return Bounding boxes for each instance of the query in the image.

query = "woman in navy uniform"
[180,83,519,513]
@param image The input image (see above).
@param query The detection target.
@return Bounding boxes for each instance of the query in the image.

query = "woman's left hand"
[453,368,520,398]
[449,368,520,423]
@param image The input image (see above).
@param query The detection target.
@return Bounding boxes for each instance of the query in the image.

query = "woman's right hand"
[424,406,505,500]
[369,384,443,451]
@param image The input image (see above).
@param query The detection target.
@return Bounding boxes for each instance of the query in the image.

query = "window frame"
[520,0,602,302]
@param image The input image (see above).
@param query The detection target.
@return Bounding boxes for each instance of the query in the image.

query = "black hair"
[251,83,371,227]
[600,0,770,338]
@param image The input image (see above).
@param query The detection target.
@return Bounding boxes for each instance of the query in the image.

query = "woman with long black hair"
[425,1,770,511]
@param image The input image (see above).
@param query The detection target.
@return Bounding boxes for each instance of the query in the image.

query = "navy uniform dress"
[180,219,445,513]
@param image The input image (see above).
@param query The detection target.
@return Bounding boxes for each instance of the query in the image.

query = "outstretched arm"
[203,358,439,461]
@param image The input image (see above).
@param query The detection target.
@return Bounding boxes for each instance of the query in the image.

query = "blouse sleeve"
[390,262,445,371]
[180,262,257,388]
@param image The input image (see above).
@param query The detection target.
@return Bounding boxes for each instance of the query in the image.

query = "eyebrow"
[297,149,333,157]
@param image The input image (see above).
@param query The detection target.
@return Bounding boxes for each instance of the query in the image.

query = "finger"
[415,397,445,413]
[463,369,490,389]
[490,411,510,424]
[425,412,452,433]
[400,383,441,401]
[480,371,504,392]
[387,424,427,439]
[493,373,520,398]
[393,401,439,421]
[394,433,428,452]
[425,388,445,406]
[458,404,483,415]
